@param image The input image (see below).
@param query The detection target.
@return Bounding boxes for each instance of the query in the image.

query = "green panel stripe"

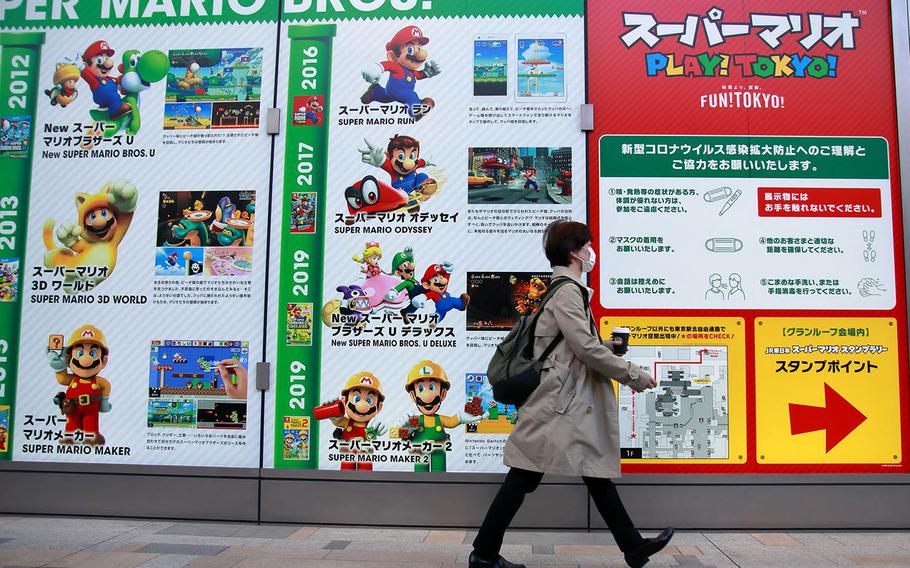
[273,24,336,469]
[0,32,46,459]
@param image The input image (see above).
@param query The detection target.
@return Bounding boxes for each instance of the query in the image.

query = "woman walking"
[470,220,674,568]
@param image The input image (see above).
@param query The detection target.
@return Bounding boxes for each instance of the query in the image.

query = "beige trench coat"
[503,266,652,478]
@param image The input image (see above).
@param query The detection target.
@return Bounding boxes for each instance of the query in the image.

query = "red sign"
[758,187,882,218]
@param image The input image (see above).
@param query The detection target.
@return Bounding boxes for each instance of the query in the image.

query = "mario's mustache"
[71,357,101,371]
[347,401,378,417]
[406,53,426,64]
[394,158,414,171]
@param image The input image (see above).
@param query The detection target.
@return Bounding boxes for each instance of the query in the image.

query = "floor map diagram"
[619,345,729,459]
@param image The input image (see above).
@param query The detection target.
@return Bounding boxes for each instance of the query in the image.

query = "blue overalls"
[391,170,429,194]
[434,293,465,321]
[92,78,124,118]
[368,68,422,117]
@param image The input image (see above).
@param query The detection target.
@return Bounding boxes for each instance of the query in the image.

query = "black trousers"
[472,467,645,558]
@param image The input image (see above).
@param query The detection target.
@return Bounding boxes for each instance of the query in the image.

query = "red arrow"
[789,384,867,452]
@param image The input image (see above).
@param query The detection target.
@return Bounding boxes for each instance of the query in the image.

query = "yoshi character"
[90,49,168,137]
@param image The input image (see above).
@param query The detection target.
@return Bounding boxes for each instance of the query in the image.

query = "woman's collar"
[552,265,590,289]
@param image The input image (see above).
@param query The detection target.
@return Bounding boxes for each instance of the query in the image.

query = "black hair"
[543,220,592,267]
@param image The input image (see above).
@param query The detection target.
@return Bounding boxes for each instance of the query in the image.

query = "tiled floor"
[0,516,908,567]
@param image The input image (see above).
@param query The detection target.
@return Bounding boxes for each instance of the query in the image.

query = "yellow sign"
[755,318,901,464]
[600,317,746,464]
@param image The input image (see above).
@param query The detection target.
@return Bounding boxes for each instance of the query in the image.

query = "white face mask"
[573,247,596,273]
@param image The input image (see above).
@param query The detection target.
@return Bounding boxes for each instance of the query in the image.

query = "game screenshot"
[156,191,255,277]
[473,38,508,96]
[464,373,518,434]
[164,48,263,130]
[205,247,253,277]
[148,340,249,430]
[516,37,565,100]
[468,147,572,204]
[466,272,554,331]
[154,247,204,277]
[148,399,197,428]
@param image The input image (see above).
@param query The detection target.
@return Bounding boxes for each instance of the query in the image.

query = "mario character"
[300,96,323,125]
[400,361,483,472]
[386,247,423,324]
[360,25,441,120]
[412,262,470,324]
[43,180,138,292]
[313,372,387,470]
[44,62,80,107]
[359,134,437,196]
[523,167,539,192]
[81,40,130,119]
[343,175,414,218]
[47,325,112,445]
[88,48,168,137]
[0,424,7,452]
[555,169,572,196]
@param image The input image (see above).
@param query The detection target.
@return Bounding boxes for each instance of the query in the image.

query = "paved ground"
[1,516,909,567]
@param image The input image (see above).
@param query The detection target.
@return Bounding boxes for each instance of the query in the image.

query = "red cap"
[386,26,429,53]
[83,40,115,63]
[421,264,449,283]
[305,96,320,104]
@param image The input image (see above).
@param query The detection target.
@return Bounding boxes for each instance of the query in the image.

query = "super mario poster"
[4,6,276,467]
[272,8,590,472]
[0,0,905,478]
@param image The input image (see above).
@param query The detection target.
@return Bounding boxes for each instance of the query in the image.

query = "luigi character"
[385,247,423,324]
[400,360,484,472]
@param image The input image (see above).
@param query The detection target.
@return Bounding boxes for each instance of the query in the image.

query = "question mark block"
[48,334,64,351]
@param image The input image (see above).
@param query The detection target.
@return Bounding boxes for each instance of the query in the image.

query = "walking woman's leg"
[471,467,544,559]
[582,476,644,553]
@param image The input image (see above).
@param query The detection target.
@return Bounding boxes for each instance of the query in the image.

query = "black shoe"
[468,552,526,568]
[624,528,675,568]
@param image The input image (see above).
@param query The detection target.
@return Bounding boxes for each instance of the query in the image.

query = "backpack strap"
[528,277,590,362]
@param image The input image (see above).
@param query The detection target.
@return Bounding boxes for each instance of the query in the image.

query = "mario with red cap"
[81,40,131,119]
[301,95,323,125]
[360,25,441,120]
[411,262,470,323]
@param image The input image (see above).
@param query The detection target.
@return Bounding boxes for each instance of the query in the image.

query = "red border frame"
[586,0,909,474]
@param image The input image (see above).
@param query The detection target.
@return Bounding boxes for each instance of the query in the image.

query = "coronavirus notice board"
[588,1,908,473]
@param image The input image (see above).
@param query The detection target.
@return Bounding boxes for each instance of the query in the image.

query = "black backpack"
[486,277,589,406]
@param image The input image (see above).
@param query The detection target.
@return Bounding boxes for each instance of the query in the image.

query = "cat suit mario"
[360,26,441,120]
[81,41,131,119]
